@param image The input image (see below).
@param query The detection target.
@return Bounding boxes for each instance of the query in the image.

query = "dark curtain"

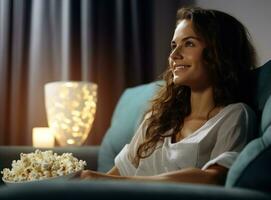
[0,0,191,146]
[85,0,161,144]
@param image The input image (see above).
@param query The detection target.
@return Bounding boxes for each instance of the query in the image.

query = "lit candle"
[32,127,55,148]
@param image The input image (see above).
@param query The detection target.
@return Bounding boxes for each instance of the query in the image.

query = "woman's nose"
[170,46,184,60]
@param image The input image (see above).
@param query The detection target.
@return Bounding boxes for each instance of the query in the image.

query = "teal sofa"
[0,60,270,199]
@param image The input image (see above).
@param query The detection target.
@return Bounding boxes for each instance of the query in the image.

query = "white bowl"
[2,170,81,185]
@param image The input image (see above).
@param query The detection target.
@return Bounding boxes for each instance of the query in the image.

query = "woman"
[78,7,257,185]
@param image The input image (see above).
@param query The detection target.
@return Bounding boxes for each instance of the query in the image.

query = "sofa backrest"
[225,60,271,191]
[226,95,271,191]
[98,81,162,172]
[250,60,271,115]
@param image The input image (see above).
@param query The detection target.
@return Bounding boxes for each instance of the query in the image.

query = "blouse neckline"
[168,103,236,145]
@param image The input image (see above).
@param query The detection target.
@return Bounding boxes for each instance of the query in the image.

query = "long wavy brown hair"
[134,7,257,163]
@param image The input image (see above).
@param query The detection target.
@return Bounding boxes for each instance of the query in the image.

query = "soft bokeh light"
[45,81,97,146]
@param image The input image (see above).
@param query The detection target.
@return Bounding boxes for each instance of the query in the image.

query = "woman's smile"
[173,65,190,75]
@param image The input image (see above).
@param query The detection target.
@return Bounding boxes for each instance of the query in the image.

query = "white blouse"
[115,103,256,176]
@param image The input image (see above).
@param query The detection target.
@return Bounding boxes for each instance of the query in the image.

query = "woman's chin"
[173,78,190,88]
[173,77,183,85]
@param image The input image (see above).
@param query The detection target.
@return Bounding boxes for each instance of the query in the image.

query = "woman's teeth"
[176,65,190,69]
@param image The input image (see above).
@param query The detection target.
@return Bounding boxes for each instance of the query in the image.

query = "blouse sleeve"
[114,113,150,176]
[202,104,256,170]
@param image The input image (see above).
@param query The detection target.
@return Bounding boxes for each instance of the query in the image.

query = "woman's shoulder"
[224,102,254,114]
[220,102,256,122]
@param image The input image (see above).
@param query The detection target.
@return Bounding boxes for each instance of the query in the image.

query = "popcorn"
[1,150,87,182]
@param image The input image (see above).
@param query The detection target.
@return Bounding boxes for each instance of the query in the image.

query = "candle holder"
[44,81,97,146]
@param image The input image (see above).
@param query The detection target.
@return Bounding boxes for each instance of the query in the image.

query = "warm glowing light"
[45,81,97,146]
[32,127,55,148]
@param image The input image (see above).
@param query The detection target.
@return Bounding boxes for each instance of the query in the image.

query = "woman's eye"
[185,41,195,47]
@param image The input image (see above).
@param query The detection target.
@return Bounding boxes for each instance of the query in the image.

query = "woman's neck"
[189,87,216,118]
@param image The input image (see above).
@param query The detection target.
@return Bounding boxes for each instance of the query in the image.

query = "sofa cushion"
[226,95,271,192]
[98,81,162,172]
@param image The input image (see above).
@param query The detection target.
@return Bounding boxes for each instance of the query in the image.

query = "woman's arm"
[153,164,228,185]
[77,166,121,180]
[79,164,228,185]
[106,166,120,176]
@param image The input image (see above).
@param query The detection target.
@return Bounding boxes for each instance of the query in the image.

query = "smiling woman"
[76,6,257,185]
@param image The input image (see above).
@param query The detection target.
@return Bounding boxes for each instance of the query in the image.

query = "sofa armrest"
[0,180,270,200]
[0,146,100,171]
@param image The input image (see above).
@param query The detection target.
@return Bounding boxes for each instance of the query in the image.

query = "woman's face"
[169,19,210,91]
